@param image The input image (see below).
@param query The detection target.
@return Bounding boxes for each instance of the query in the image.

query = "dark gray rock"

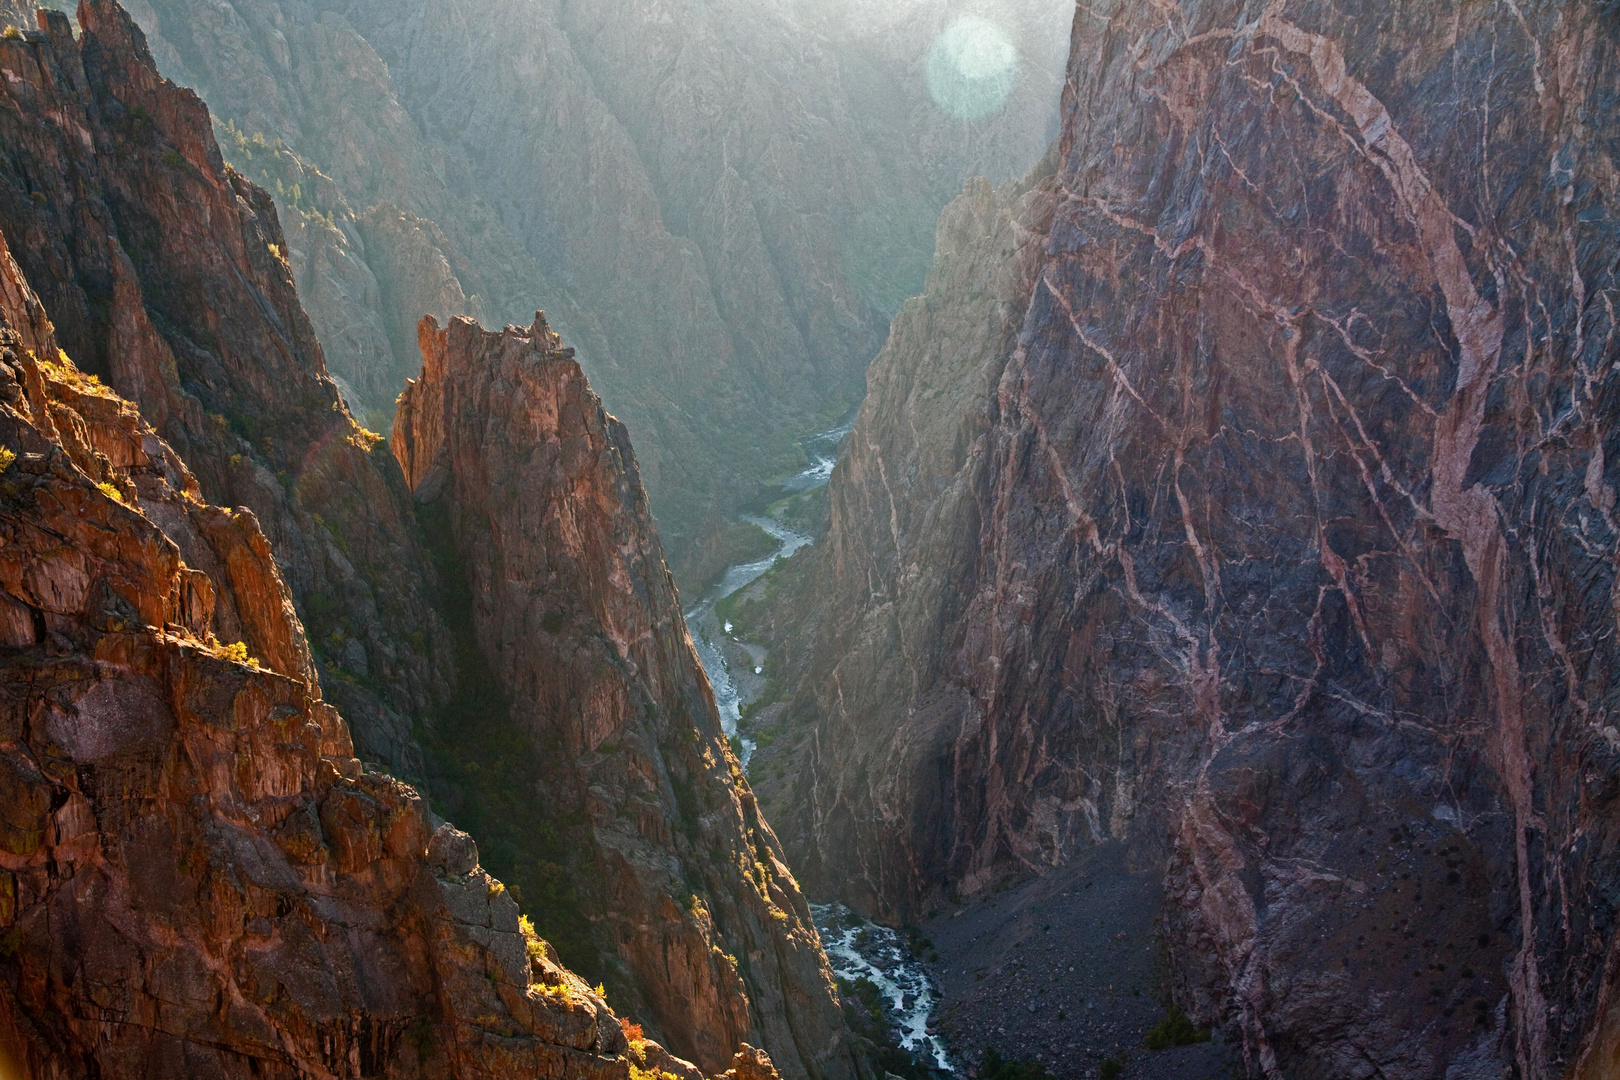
[760,3,1620,1077]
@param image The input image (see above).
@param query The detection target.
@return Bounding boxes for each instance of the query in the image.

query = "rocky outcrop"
[208,121,408,415]
[0,2,31,31]
[763,2,1620,1078]
[0,0,450,777]
[393,314,856,1080]
[0,223,753,1080]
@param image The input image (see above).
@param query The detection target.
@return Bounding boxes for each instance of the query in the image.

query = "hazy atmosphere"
[116,0,1075,591]
[0,2,1616,1080]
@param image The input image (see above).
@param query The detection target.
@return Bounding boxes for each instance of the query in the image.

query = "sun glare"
[925,16,1019,119]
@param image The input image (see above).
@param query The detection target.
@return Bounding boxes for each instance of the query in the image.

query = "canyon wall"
[0,6,858,1075]
[116,0,1069,588]
[392,314,854,1080]
[0,213,780,1080]
[762,2,1620,1078]
[0,0,450,779]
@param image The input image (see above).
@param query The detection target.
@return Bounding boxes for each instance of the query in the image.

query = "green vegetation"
[97,481,126,504]
[414,499,602,981]
[0,448,15,473]
[773,484,828,537]
[119,105,154,145]
[362,406,396,439]
[979,1047,1058,1080]
[40,351,114,397]
[216,118,341,231]
[1144,1005,1211,1050]
[1,26,21,40]
[1099,1057,1124,1080]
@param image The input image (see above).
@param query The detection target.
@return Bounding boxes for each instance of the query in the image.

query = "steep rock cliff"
[0,13,855,1077]
[749,152,1060,917]
[766,2,1620,1078]
[0,224,776,1080]
[0,0,450,777]
[393,314,855,1080]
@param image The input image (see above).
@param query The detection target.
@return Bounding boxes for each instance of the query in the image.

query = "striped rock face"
[758,3,1620,1077]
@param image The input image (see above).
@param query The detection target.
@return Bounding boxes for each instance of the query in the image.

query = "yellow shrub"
[220,641,261,667]
[348,427,383,451]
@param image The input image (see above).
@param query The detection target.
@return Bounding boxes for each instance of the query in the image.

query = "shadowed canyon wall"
[111,0,1071,589]
[392,314,854,1078]
[0,6,856,1074]
[759,2,1620,1077]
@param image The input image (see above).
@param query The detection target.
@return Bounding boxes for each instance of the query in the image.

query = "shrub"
[979,1047,1056,1080]
[220,641,260,667]
[0,448,14,473]
[1099,1057,1124,1080]
[97,481,125,504]
[622,1022,644,1044]
[1144,1005,1210,1050]
[1,26,21,40]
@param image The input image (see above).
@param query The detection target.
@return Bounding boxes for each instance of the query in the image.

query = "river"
[685,420,958,1075]
[813,903,956,1072]
[684,419,850,766]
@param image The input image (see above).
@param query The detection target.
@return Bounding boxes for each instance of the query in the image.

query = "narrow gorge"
[113,0,1073,589]
[2,0,1618,1078]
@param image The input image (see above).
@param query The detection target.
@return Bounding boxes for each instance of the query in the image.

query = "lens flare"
[925,16,1018,119]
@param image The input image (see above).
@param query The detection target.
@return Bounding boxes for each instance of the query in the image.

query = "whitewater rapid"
[684,419,956,1074]
[813,904,955,1072]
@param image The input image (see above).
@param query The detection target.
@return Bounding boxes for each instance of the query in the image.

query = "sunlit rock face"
[764,2,1620,1077]
[119,0,1070,589]
[0,0,450,779]
[0,153,766,1080]
[392,314,857,1080]
[0,9,856,1075]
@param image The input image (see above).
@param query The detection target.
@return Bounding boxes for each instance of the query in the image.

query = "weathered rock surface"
[393,314,857,1080]
[0,2,31,31]
[749,154,1059,910]
[0,224,747,1080]
[0,9,859,1075]
[762,2,1620,1078]
[0,0,454,779]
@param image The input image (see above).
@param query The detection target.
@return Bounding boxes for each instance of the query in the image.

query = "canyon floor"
[920,845,1234,1080]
